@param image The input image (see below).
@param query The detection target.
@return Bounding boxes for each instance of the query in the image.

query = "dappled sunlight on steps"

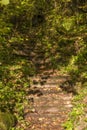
[24,71,73,130]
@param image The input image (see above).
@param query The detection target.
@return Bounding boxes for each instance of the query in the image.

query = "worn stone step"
[47,76,67,81]
[45,82,63,85]
[25,112,69,119]
[33,100,73,108]
[33,98,72,107]
[33,84,60,88]
[27,94,69,103]
[26,114,67,120]
[39,89,62,94]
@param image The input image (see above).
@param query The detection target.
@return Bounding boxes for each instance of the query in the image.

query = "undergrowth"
[0,58,35,130]
[63,86,87,130]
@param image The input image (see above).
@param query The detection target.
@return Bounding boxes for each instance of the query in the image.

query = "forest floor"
[24,70,73,130]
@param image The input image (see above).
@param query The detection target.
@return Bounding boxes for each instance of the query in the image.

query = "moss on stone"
[0,111,16,130]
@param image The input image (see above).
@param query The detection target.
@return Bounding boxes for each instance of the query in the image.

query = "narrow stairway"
[25,71,73,130]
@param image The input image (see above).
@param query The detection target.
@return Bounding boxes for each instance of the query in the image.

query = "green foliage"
[62,17,75,31]
[0,0,9,5]
[63,102,84,130]
[0,111,16,130]
[63,88,87,130]
[0,0,87,129]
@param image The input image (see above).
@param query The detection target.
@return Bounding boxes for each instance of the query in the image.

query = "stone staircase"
[12,39,73,130]
[25,71,73,130]
[13,41,55,72]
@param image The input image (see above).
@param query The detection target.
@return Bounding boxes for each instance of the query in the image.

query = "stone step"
[25,112,69,119]
[32,84,60,88]
[39,89,62,94]
[27,88,62,98]
[33,100,73,108]
[33,96,72,105]
[48,75,67,79]
[25,94,72,104]
[45,82,63,85]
